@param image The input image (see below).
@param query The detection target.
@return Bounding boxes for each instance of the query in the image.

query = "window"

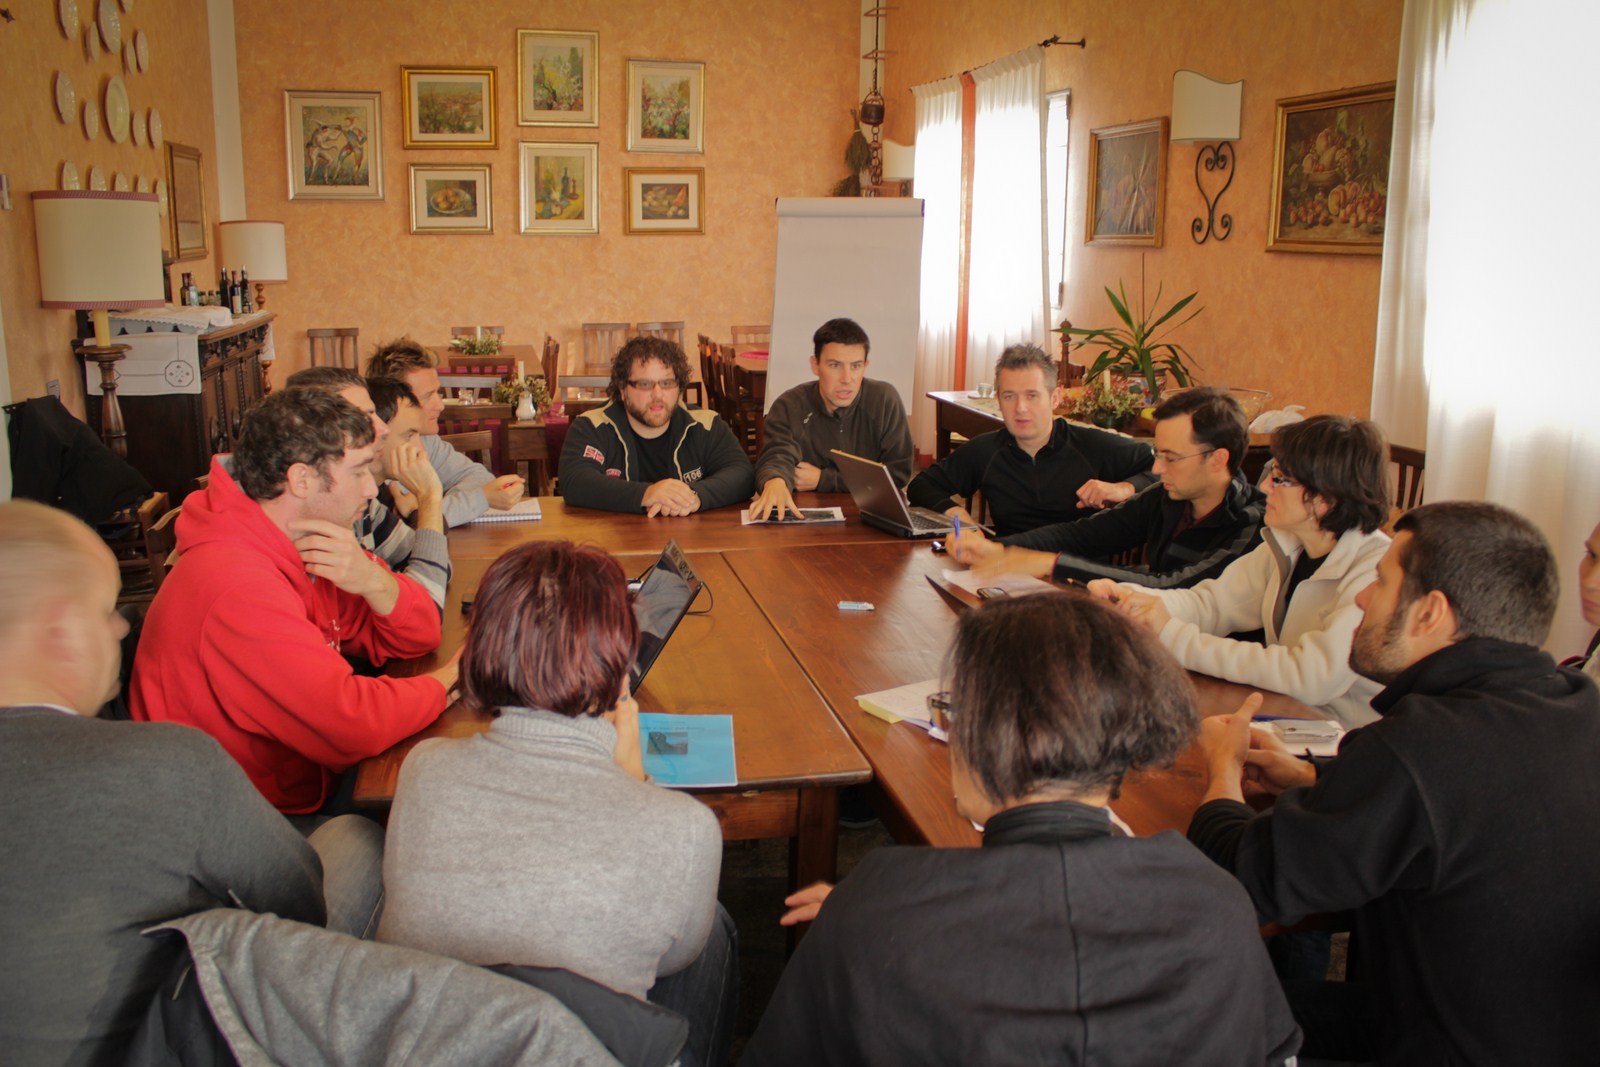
[1045,89,1071,309]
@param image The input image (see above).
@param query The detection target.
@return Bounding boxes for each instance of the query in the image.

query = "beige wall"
[2,0,220,414]
[886,0,1405,417]
[231,0,858,385]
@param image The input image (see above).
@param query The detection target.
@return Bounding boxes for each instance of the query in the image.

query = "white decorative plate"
[61,161,81,190]
[97,0,121,54]
[131,107,146,146]
[83,21,99,60]
[113,172,130,192]
[104,75,130,143]
[88,165,107,191]
[55,71,76,123]
[119,0,133,11]
[82,96,100,139]
[135,30,149,72]
[58,0,78,38]
[124,38,136,74]
[155,177,168,216]
[136,174,150,192]
[147,107,162,149]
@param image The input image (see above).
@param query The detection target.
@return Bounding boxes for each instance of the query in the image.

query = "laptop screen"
[630,539,702,691]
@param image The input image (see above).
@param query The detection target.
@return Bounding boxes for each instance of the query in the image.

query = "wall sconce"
[1171,70,1243,244]
[32,190,165,456]
[218,220,288,309]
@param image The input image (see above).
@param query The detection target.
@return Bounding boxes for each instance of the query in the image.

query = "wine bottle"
[239,267,253,314]
[229,270,243,315]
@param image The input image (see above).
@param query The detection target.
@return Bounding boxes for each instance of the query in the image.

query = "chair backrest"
[451,326,505,340]
[634,321,686,351]
[307,328,360,370]
[1390,444,1426,512]
[440,429,495,470]
[580,322,631,374]
[1056,318,1086,388]
[97,491,171,602]
[730,324,770,350]
[697,333,715,360]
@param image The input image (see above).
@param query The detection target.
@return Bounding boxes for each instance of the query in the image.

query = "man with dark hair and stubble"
[953,385,1265,587]
[131,390,457,817]
[1188,501,1600,1065]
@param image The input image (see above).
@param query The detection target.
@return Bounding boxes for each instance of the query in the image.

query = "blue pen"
[952,514,962,545]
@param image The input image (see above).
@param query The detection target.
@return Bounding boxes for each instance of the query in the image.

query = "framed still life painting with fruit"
[1268,83,1396,254]
[624,167,703,235]
[409,164,492,234]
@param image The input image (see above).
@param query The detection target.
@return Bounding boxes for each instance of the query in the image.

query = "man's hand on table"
[1196,693,1262,804]
[943,504,981,529]
[1076,479,1136,510]
[750,477,802,521]
[1242,717,1319,796]
[778,881,834,926]
[792,462,823,493]
[426,646,462,695]
[642,479,701,518]
[950,529,1056,583]
[483,475,527,510]
[1110,588,1171,634]
[291,519,399,615]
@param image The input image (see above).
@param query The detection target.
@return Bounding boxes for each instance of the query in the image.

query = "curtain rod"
[959,35,1085,77]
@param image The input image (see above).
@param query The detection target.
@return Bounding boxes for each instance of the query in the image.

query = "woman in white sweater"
[1094,415,1392,725]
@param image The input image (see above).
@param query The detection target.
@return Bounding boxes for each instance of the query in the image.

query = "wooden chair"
[730,325,770,351]
[440,403,513,473]
[732,364,767,460]
[307,328,360,370]
[1057,319,1086,389]
[440,430,495,471]
[580,322,631,374]
[1391,444,1426,512]
[635,321,686,348]
[450,326,505,341]
[541,333,560,394]
[96,491,172,604]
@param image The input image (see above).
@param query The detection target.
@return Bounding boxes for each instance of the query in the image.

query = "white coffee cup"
[976,381,994,398]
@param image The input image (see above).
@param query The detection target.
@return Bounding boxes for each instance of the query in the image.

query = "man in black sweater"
[1188,501,1600,1066]
[953,386,1262,588]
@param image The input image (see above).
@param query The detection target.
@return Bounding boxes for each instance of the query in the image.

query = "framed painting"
[409,164,492,234]
[518,30,598,127]
[1268,82,1395,255]
[626,59,704,153]
[165,142,207,260]
[402,66,496,149]
[1086,117,1168,247]
[624,167,703,235]
[520,141,597,234]
[285,90,384,200]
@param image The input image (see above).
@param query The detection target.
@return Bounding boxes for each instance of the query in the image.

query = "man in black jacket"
[953,386,1263,588]
[1189,501,1600,1066]
[560,335,754,515]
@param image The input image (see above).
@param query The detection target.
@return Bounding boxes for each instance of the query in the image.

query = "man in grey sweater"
[750,317,915,520]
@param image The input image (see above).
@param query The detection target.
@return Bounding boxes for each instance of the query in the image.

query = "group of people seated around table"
[2,317,1599,1065]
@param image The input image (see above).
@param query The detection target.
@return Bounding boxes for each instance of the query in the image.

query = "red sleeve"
[334,553,442,665]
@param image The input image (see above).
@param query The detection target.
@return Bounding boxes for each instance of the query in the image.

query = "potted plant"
[1064,373,1145,431]
[1058,277,1202,401]
[449,333,502,357]
[493,374,552,420]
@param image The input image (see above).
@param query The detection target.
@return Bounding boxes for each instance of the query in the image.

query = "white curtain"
[966,46,1048,385]
[1372,0,1600,655]
[909,75,963,457]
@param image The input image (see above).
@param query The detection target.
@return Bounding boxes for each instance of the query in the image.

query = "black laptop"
[831,448,959,538]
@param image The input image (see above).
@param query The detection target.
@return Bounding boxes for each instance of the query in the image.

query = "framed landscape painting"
[626,59,704,153]
[518,30,598,127]
[1086,117,1167,247]
[285,90,384,200]
[1268,82,1395,255]
[409,164,492,234]
[520,141,597,234]
[624,167,703,235]
[402,66,496,149]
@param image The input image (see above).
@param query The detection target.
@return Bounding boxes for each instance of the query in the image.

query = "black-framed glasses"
[626,377,680,393]
[1154,447,1216,465]
[1260,459,1299,489]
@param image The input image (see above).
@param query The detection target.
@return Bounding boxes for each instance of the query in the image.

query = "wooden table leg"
[787,785,841,948]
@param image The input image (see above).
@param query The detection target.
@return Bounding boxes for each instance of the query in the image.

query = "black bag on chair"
[7,396,151,524]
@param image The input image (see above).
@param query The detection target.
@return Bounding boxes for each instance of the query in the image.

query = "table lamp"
[217,220,288,309]
[32,189,165,456]
[1171,70,1244,244]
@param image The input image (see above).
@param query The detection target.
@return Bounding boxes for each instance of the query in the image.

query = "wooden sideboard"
[83,314,273,500]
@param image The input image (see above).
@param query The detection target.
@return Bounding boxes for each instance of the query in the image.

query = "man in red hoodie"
[131,390,456,816]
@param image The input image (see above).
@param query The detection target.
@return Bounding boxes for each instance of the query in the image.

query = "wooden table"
[356,552,872,889]
[726,541,1317,847]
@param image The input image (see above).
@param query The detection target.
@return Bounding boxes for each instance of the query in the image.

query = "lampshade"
[881,139,916,181]
[32,190,165,310]
[1171,70,1243,142]
[217,220,288,282]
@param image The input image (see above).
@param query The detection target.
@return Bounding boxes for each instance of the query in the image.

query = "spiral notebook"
[468,498,543,523]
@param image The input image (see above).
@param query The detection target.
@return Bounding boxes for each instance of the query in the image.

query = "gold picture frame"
[1086,117,1168,247]
[165,142,207,260]
[624,167,704,235]
[1267,82,1396,255]
[402,66,497,149]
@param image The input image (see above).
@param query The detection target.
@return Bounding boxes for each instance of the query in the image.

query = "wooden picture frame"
[409,163,493,234]
[520,141,598,234]
[285,89,384,200]
[402,66,496,149]
[624,167,703,234]
[1086,117,1168,247]
[517,30,598,127]
[1267,82,1396,255]
[626,59,704,153]
[165,142,207,260]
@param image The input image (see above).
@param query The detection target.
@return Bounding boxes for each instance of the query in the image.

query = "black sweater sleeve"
[559,416,649,513]
[691,418,757,509]
[906,436,995,513]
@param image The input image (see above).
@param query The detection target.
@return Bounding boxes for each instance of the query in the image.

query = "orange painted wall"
[232,0,860,385]
[2,0,220,414]
[886,0,1405,417]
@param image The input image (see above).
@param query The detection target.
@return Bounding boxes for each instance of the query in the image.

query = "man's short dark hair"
[1271,415,1390,536]
[366,376,419,423]
[1153,387,1249,478]
[364,338,436,379]
[813,317,870,359]
[993,343,1055,383]
[1393,502,1560,647]
[232,391,374,502]
[609,335,692,403]
[283,366,364,394]
[946,595,1197,801]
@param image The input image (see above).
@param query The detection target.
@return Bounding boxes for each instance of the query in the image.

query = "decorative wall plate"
[135,30,149,72]
[97,0,121,54]
[82,96,100,139]
[123,38,136,74]
[154,177,168,215]
[88,165,107,190]
[104,75,130,143]
[113,172,130,191]
[55,71,76,123]
[61,161,81,190]
[119,0,133,11]
[136,174,150,192]
[84,22,99,60]
[146,107,162,148]
[131,107,146,146]
[58,0,78,38]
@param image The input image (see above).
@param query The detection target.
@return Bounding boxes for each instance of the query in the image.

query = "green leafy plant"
[1059,278,1202,401]
[491,374,552,412]
[1064,373,1145,430]
[831,109,874,197]
[448,334,502,356]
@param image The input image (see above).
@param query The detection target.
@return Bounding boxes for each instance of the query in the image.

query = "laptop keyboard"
[907,510,951,533]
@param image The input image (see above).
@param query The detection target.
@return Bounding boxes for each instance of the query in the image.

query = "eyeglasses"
[1260,459,1300,489]
[1154,447,1216,465]
[626,377,680,393]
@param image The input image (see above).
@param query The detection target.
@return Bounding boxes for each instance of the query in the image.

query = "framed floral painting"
[624,167,703,235]
[285,90,384,200]
[626,60,704,153]
[409,164,492,235]
[520,141,597,234]
[517,30,598,127]
[1267,82,1395,255]
[1086,117,1167,247]
[402,67,496,149]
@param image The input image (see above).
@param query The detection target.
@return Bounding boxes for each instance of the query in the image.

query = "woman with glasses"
[1091,414,1392,726]
[378,540,736,1067]
[740,595,1301,1067]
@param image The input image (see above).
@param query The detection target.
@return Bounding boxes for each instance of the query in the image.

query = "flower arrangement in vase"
[449,333,502,356]
[1064,373,1146,431]
[493,374,552,420]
